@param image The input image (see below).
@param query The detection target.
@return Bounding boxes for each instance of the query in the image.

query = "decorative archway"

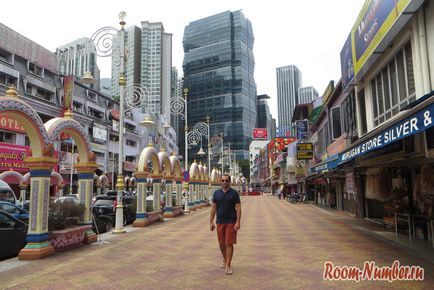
[170,153,183,209]
[1,88,57,260]
[45,113,97,245]
[158,149,174,218]
[189,161,200,211]
[134,144,161,227]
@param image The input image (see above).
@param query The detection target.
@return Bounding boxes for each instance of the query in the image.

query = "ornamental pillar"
[75,162,98,244]
[19,157,56,260]
[133,173,147,227]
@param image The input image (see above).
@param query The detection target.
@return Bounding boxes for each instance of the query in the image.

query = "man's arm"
[210,203,216,231]
[234,203,241,230]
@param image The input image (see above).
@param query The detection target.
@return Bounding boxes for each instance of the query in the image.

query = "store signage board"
[339,101,434,164]
[296,142,313,160]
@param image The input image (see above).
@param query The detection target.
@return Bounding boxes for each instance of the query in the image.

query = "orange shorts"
[217,223,237,245]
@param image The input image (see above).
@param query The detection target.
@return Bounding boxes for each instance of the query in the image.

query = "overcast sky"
[4,0,366,120]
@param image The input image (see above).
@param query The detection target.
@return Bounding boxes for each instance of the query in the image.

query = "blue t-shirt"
[212,187,241,224]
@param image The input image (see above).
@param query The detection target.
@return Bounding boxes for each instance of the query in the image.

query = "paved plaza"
[0,195,433,289]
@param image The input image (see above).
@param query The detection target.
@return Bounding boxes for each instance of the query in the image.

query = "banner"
[0,142,59,172]
[63,76,74,114]
[253,128,268,139]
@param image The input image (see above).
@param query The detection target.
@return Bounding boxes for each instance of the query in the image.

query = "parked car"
[0,180,18,205]
[54,195,79,204]
[0,201,29,223]
[91,195,136,226]
[0,210,28,260]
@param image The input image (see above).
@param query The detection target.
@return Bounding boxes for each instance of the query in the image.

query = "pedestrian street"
[0,195,433,289]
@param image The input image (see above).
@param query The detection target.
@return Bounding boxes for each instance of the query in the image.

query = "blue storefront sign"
[339,101,434,164]
[296,120,309,140]
[310,155,339,174]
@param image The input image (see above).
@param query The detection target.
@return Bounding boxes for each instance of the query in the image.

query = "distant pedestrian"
[210,174,242,275]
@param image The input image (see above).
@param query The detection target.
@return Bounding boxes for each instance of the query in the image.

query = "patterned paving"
[0,195,433,289]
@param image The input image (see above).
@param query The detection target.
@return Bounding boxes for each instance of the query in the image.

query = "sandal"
[225,268,233,275]
[220,263,226,269]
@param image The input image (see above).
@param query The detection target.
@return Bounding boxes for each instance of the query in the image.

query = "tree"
[237,159,250,179]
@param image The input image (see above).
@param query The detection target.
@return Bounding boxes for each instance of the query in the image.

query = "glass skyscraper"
[182,10,257,162]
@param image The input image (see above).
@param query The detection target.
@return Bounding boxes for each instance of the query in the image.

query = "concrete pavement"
[0,195,433,289]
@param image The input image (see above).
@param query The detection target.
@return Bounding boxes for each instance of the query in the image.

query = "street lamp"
[192,117,210,177]
[87,12,152,234]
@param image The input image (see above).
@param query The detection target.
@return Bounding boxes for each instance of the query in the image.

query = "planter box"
[49,225,92,252]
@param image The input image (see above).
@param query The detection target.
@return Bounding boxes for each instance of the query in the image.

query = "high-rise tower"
[276,65,302,136]
[183,10,257,162]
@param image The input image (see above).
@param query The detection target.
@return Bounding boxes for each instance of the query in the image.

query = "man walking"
[210,174,241,275]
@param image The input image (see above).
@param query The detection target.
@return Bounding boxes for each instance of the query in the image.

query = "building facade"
[182,10,257,163]
[298,86,319,105]
[276,65,302,136]
[56,38,100,91]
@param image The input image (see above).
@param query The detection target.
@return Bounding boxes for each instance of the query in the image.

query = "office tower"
[110,23,172,122]
[183,10,257,162]
[257,94,273,140]
[298,86,318,105]
[56,38,100,90]
[276,65,302,136]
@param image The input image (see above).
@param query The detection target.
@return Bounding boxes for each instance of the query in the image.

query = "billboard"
[253,128,268,139]
[340,0,412,89]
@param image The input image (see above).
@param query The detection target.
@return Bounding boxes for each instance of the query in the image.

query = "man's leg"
[225,244,234,269]
[219,244,227,265]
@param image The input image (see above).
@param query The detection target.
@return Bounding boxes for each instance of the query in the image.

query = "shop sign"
[0,142,59,172]
[0,114,25,133]
[296,142,313,160]
[296,120,308,140]
[340,101,434,164]
[93,125,107,142]
[123,161,136,172]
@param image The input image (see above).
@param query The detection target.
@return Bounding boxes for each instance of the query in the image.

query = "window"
[0,48,14,65]
[331,107,342,139]
[25,84,54,102]
[357,90,367,135]
[0,131,16,143]
[0,73,17,88]
[126,139,137,147]
[27,61,44,78]
[73,102,83,113]
[86,90,98,102]
[371,41,415,126]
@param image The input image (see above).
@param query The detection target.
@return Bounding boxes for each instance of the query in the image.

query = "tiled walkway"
[0,195,433,289]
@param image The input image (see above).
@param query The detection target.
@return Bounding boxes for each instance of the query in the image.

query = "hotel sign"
[0,114,25,133]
